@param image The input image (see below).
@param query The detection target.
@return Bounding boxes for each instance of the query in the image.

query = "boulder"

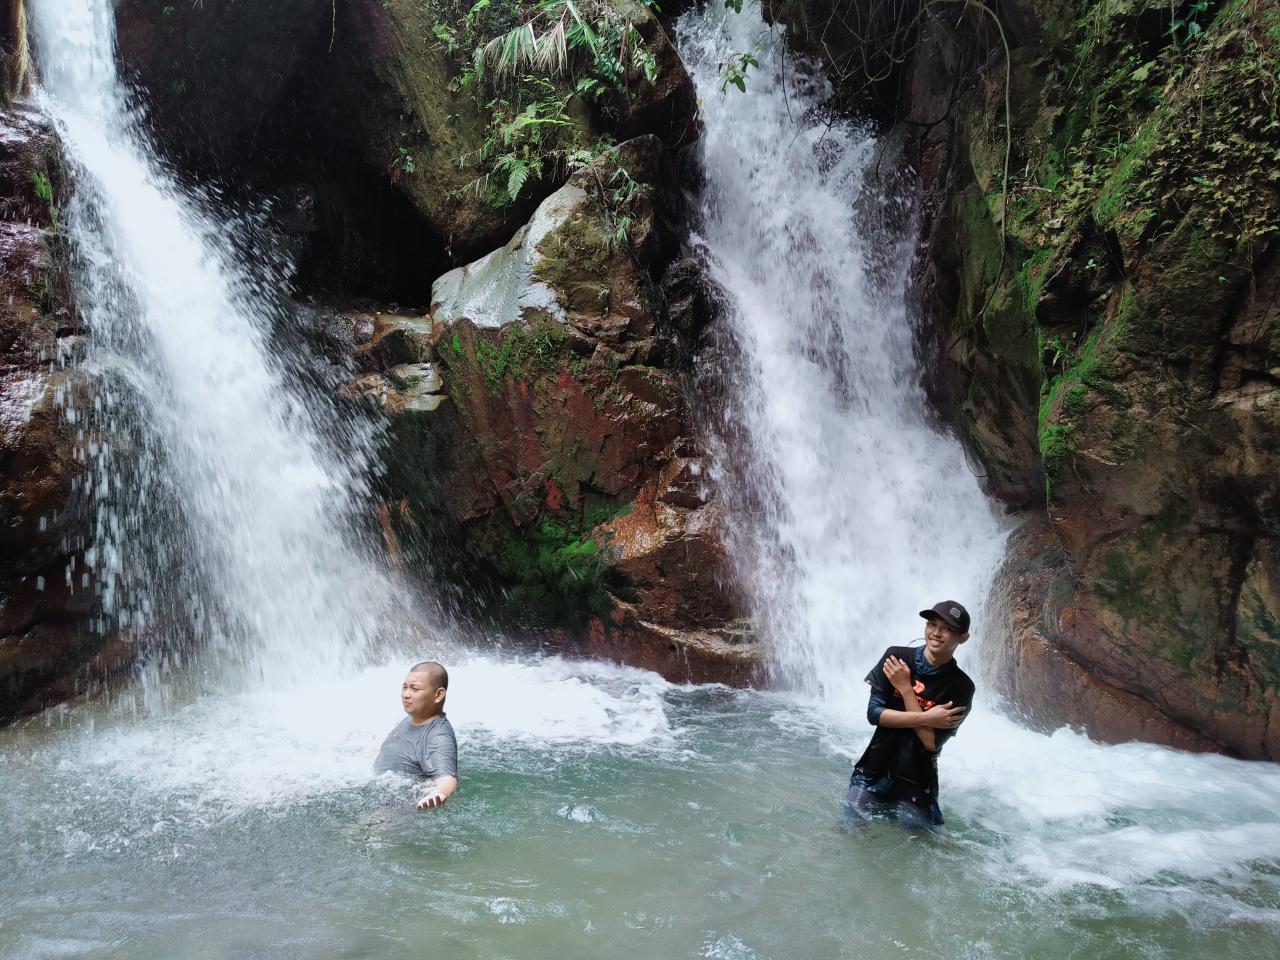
[344,137,759,683]
[0,104,110,722]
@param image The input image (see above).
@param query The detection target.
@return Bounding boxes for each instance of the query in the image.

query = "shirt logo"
[892,679,937,712]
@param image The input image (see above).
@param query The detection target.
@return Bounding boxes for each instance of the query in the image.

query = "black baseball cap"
[919,601,970,634]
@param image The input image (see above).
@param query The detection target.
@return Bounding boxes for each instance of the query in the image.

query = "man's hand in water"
[414,774,458,810]
[416,789,448,810]
[883,655,914,693]
[920,701,966,729]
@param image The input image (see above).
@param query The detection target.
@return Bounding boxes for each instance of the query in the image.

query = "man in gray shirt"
[374,660,459,809]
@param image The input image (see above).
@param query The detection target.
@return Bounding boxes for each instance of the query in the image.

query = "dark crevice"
[1217,530,1258,674]
[1211,244,1279,394]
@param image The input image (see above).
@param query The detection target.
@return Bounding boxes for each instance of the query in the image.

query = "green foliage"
[392,146,418,177]
[590,162,639,250]
[720,50,759,94]
[1169,0,1213,44]
[427,0,659,207]
[28,169,52,202]
[1038,422,1076,494]
[480,323,566,388]
[27,170,57,228]
[1010,0,1279,253]
[444,319,569,392]
[457,81,574,203]
[499,514,614,625]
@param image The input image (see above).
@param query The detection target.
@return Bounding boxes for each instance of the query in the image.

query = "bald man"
[374,661,459,809]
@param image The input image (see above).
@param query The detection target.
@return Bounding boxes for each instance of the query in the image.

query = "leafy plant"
[475,0,655,93]
[720,50,759,93]
[392,146,418,178]
[457,82,573,203]
[1169,0,1212,44]
[28,170,56,228]
[430,0,660,207]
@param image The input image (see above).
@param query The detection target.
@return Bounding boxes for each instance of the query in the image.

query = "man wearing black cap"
[842,601,975,829]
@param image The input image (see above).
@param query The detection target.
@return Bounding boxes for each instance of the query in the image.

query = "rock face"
[0,103,117,720]
[2,0,28,106]
[780,0,1280,755]
[341,137,759,684]
[114,0,699,262]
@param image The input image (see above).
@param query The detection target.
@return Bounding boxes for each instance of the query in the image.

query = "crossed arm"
[876,655,966,752]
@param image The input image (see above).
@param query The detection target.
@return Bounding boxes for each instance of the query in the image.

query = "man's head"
[401,660,448,723]
[919,601,970,665]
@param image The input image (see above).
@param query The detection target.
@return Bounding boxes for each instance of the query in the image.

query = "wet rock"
[114,0,699,262]
[580,610,763,687]
[0,103,114,723]
[988,516,1225,754]
[874,0,1280,756]
[598,452,741,627]
[359,137,755,683]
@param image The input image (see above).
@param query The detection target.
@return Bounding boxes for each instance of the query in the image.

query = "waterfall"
[28,0,390,689]
[676,5,1007,710]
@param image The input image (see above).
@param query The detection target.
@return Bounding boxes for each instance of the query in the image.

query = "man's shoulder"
[425,715,457,738]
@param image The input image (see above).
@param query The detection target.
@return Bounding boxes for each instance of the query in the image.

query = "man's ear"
[958,632,970,645]
[434,686,447,706]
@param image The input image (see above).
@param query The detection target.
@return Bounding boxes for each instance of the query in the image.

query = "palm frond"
[480,22,539,82]
[535,20,570,75]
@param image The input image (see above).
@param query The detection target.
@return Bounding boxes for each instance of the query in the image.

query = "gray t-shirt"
[374,715,458,781]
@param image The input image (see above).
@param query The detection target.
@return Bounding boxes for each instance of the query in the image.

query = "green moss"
[1039,421,1077,494]
[1093,523,1205,677]
[483,495,630,626]
[499,517,610,623]
[1097,547,1146,622]
[446,319,570,395]
[1093,121,1158,228]
[535,207,613,311]
[1013,247,1053,314]
[27,170,57,228]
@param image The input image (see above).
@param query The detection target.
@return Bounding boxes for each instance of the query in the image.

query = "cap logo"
[949,607,961,618]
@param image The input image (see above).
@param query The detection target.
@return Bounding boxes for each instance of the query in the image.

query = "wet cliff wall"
[777,0,1280,757]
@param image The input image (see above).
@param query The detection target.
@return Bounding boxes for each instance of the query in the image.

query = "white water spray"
[28,0,390,685]
[679,2,1280,914]
[678,6,1005,708]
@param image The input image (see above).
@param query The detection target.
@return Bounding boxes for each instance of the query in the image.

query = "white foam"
[65,655,674,811]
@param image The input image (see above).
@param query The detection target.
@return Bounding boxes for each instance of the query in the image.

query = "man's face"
[401,671,443,721]
[924,617,966,663]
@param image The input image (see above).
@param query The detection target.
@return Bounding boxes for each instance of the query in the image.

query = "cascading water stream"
[28,0,390,687]
[673,0,1280,926]
[679,7,1005,710]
